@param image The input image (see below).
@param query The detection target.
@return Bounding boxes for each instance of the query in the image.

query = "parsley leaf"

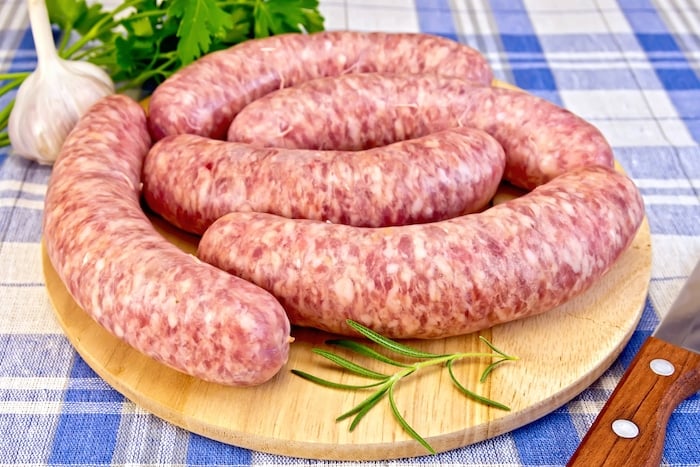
[252,0,324,37]
[168,0,234,65]
[266,0,325,34]
[48,0,325,87]
[1,0,326,145]
[46,0,88,33]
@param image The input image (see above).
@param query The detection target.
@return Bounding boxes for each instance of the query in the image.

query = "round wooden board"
[42,203,651,461]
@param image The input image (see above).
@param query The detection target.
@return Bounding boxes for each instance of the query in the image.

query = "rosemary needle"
[291,319,519,454]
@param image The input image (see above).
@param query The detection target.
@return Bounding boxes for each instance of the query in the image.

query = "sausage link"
[143,128,506,234]
[197,165,645,339]
[147,31,493,140]
[43,95,290,386]
[227,73,613,190]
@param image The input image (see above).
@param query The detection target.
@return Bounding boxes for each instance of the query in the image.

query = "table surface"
[1,0,699,466]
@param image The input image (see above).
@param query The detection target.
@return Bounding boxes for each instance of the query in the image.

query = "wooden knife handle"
[567,336,700,467]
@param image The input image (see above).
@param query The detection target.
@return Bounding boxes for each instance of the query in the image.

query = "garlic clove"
[9,58,115,165]
[8,0,114,165]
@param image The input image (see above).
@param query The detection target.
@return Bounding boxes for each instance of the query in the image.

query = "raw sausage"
[44,95,291,386]
[197,165,645,339]
[43,94,291,386]
[147,31,493,140]
[227,73,613,190]
[143,127,506,234]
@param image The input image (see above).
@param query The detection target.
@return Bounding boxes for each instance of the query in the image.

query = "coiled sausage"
[197,165,645,339]
[147,31,493,140]
[143,127,505,234]
[227,73,614,190]
[43,95,291,386]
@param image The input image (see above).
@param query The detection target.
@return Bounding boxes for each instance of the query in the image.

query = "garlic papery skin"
[8,0,114,165]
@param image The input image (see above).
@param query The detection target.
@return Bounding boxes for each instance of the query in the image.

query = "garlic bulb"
[9,0,114,165]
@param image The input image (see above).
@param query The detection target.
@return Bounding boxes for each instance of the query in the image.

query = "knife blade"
[568,259,700,467]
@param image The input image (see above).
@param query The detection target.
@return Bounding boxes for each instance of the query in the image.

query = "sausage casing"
[43,95,291,386]
[143,127,505,234]
[148,32,493,140]
[197,166,644,339]
[228,73,613,190]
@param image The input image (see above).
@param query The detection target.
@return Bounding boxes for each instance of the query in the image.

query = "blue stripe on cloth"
[538,33,640,53]
[63,358,124,404]
[0,26,36,76]
[0,117,12,168]
[489,1,560,104]
[0,206,45,242]
[488,0,525,11]
[48,356,124,465]
[414,0,458,42]
[645,204,700,235]
[5,23,62,72]
[416,0,561,102]
[0,336,68,464]
[511,412,580,464]
[666,90,700,118]
[0,190,43,202]
[48,413,122,465]
[8,29,39,72]
[500,34,558,96]
[186,434,252,465]
[636,297,661,333]
[552,67,661,90]
[406,434,522,464]
[0,26,32,166]
[416,3,507,82]
[635,293,700,465]
[0,335,74,376]
[0,387,63,402]
[537,32,663,90]
[0,414,59,464]
[618,2,700,142]
[686,119,700,144]
[640,186,697,196]
[665,401,700,465]
[0,158,50,243]
[616,0,656,8]
[111,411,190,464]
[614,146,700,178]
[0,154,51,183]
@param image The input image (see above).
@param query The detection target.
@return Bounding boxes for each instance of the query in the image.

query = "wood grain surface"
[42,195,652,461]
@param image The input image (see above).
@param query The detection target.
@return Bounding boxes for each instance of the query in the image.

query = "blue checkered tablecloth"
[1,0,699,465]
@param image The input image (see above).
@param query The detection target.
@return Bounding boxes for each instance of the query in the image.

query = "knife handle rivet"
[650,358,675,376]
[612,419,639,439]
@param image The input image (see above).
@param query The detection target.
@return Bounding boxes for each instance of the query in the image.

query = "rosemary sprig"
[291,319,519,454]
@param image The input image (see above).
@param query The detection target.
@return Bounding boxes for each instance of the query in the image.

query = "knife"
[568,260,700,467]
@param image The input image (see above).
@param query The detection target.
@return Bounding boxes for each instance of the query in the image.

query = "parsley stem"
[0,96,14,147]
[71,45,112,62]
[0,77,26,98]
[215,0,259,13]
[0,99,14,127]
[57,24,73,54]
[62,0,145,58]
[0,72,30,81]
[61,8,166,62]
[115,54,177,92]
